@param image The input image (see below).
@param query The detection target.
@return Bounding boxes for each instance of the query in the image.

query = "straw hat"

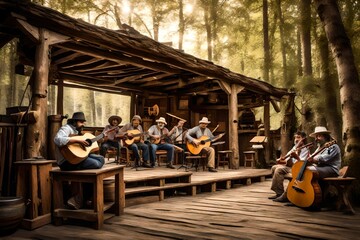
[156,117,167,125]
[309,126,331,137]
[132,115,142,122]
[69,112,86,122]
[108,115,122,125]
[199,117,211,124]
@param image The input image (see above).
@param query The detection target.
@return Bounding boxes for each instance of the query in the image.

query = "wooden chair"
[156,150,168,166]
[106,147,119,164]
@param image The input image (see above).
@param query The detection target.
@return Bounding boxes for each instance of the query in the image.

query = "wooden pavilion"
[0,0,291,196]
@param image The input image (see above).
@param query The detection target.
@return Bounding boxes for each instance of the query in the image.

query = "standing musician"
[185,117,218,172]
[100,115,122,157]
[269,131,310,202]
[118,115,151,168]
[147,117,175,169]
[54,112,105,209]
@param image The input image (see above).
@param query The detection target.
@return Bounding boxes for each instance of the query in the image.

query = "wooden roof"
[0,0,289,102]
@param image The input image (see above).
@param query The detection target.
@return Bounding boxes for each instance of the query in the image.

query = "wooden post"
[26,29,50,158]
[57,79,64,115]
[264,99,270,165]
[218,80,244,169]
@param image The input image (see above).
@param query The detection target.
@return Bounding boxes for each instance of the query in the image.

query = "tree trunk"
[315,0,360,201]
[178,0,184,50]
[275,0,287,85]
[299,0,314,136]
[262,0,270,82]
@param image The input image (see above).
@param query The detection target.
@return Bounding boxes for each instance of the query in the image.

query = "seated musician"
[277,127,341,204]
[169,119,187,162]
[185,117,218,172]
[118,115,151,168]
[147,117,175,169]
[269,131,309,202]
[54,112,105,209]
[100,115,122,157]
[293,126,341,178]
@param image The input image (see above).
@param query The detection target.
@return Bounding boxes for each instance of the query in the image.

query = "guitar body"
[287,161,322,208]
[186,135,211,155]
[123,129,142,146]
[60,133,99,164]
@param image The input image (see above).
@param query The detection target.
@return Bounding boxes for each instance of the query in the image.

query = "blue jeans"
[100,140,119,156]
[150,143,174,165]
[60,153,105,171]
[129,142,150,163]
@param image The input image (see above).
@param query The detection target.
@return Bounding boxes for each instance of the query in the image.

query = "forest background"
[0,0,359,149]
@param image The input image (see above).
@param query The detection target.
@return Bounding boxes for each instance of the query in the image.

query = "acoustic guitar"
[122,129,147,146]
[186,133,225,155]
[60,128,116,164]
[287,140,336,208]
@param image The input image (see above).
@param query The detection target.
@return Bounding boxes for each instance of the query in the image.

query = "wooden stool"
[15,159,56,230]
[185,153,207,171]
[243,151,256,168]
[217,150,232,169]
[106,147,119,163]
[51,164,125,229]
[156,150,168,166]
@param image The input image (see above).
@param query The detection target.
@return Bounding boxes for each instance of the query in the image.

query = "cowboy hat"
[309,126,331,137]
[156,117,167,125]
[108,115,122,125]
[132,115,142,122]
[199,117,211,124]
[69,112,86,122]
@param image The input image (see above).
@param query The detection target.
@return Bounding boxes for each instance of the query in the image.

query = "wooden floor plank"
[6,167,360,240]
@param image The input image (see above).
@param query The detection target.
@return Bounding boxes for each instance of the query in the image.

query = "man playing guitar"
[118,115,151,168]
[54,112,105,209]
[99,115,122,157]
[269,131,310,202]
[147,117,175,169]
[185,117,219,172]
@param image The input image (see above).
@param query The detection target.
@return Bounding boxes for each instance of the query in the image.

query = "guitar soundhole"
[85,139,92,146]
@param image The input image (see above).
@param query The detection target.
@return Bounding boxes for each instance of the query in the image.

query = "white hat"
[132,115,142,122]
[199,117,211,124]
[156,117,167,125]
[309,126,331,137]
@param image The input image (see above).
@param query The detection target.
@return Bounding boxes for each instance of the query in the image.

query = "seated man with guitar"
[269,131,310,201]
[147,117,175,169]
[100,115,122,157]
[282,127,341,208]
[118,115,151,168]
[54,112,105,209]
[185,117,224,173]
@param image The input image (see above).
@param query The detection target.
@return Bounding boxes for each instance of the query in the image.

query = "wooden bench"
[285,166,356,214]
[51,164,125,229]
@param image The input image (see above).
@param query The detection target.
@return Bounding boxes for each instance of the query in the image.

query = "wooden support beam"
[228,84,245,169]
[264,100,270,165]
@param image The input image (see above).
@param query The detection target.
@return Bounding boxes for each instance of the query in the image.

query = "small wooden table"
[51,164,125,229]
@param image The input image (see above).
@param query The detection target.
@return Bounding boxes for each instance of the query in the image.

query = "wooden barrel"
[103,179,115,202]
[0,196,26,236]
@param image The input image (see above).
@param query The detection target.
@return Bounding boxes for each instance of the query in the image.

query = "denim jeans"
[150,143,174,165]
[100,140,120,156]
[129,142,150,163]
[60,153,105,171]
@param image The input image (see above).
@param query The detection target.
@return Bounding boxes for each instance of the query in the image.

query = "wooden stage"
[6,165,360,239]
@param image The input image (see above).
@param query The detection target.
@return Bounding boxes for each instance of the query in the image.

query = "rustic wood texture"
[7,177,360,239]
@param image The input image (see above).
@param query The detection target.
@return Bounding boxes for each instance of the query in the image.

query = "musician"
[100,115,122,157]
[185,117,218,172]
[295,126,341,179]
[269,131,309,201]
[118,115,151,168]
[147,117,175,169]
[54,112,105,209]
[169,120,186,145]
